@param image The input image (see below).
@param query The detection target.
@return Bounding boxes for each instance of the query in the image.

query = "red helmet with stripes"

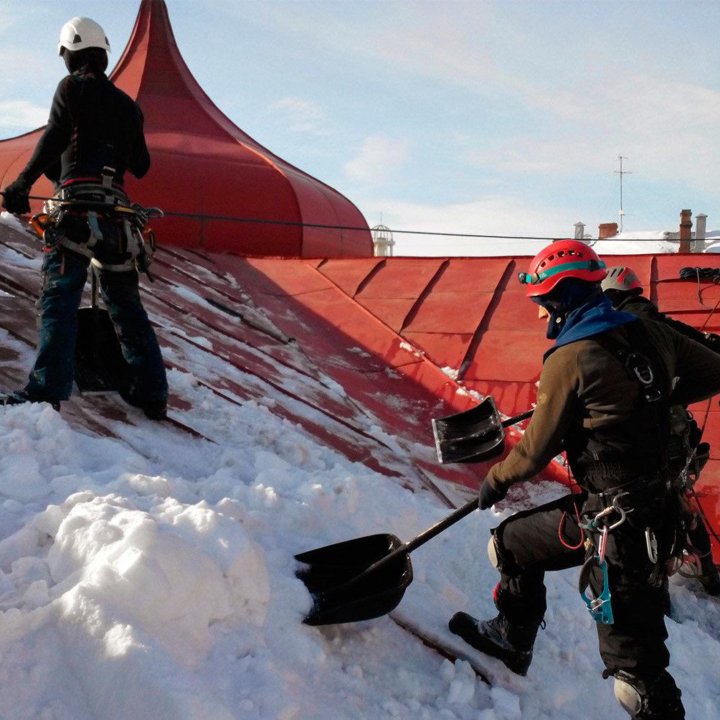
[518,240,607,298]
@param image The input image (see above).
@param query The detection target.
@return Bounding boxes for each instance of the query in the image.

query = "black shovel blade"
[75,307,129,393]
[296,533,413,626]
[432,396,505,464]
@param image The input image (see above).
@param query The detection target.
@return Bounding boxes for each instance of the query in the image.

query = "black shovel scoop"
[432,396,534,464]
[75,266,129,393]
[296,499,480,625]
[296,397,533,625]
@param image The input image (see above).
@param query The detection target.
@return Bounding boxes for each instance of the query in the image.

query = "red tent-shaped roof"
[0,0,372,258]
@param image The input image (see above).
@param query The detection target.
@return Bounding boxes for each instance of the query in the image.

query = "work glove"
[1,180,31,215]
[479,478,507,510]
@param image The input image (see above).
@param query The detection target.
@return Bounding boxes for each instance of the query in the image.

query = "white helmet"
[601,266,643,293]
[58,17,111,55]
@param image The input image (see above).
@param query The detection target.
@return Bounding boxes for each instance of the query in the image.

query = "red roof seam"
[457,258,517,381]
[399,260,450,333]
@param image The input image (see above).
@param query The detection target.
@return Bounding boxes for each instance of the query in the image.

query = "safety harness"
[29,167,162,279]
[573,324,675,624]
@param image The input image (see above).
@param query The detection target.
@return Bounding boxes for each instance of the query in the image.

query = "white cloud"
[344,134,410,184]
[455,70,720,198]
[0,101,47,135]
[271,97,329,135]
[358,194,575,257]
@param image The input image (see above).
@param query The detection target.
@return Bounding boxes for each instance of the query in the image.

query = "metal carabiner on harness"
[582,493,629,538]
[626,351,662,402]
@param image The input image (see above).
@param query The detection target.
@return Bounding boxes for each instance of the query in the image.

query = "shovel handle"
[360,499,480,574]
[400,411,535,555]
[403,498,479,554]
[503,409,534,427]
[311,498,481,600]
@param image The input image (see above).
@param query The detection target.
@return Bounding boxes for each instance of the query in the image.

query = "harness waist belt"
[578,459,662,483]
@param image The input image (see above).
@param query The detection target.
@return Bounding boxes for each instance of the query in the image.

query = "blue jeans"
[26,246,168,403]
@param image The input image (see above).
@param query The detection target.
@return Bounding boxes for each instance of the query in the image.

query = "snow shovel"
[432,396,534,464]
[75,266,129,393]
[296,498,482,626]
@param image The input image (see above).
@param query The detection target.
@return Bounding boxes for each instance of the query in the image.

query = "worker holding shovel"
[448,240,720,720]
[1,17,167,418]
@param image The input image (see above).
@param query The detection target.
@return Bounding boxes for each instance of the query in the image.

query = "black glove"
[479,479,507,509]
[1,180,31,215]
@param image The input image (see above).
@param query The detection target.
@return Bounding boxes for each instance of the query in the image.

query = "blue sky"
[0,0,718,255]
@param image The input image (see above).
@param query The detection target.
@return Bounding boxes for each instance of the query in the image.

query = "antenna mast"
[615,155,631,231]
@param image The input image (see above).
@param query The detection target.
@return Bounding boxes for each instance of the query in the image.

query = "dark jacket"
[608,291,720,353]
[485,319,720,494]
[16,67,150,188]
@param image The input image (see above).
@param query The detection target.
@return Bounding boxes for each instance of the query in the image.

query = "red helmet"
[601,266,642,293]
[518,239,607,298]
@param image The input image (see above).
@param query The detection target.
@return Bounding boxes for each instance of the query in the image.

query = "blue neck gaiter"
[553,293,637,348]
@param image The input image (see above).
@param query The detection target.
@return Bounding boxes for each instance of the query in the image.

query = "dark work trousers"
[25,243,167,404]
[492,491,682,703]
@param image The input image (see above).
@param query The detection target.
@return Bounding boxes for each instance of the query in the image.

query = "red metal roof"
[0,0,372,258]
[1,220,719,552]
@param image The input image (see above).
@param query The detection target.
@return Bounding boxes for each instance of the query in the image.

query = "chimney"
[694,213,707,252]
[574,222,585,240]
[679,209,692,252]
[598,222,618,239]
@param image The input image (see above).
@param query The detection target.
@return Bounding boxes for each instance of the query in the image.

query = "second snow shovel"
[75,266,129,393]
[432,396,534,464]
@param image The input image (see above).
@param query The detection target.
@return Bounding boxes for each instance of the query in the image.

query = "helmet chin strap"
[546,309,566,339]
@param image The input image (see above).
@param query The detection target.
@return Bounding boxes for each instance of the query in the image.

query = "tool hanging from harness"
[668,405,707,489]
[571,323,674,624]
[28,166,162,280]
[578,494,628,624]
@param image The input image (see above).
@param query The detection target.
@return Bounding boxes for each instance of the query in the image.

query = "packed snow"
[1,211,720,719]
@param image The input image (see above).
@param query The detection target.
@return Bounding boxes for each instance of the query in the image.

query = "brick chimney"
[679,209,692,252]
[694,213,707,252]
[598,222,618,239]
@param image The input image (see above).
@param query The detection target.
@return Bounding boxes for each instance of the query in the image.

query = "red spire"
[110,0,237,138]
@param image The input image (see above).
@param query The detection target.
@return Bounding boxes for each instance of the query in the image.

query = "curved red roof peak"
[110,0,238,141]
[0,0,372,257]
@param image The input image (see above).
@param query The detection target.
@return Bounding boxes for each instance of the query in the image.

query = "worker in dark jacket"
[448,240,720,719]
[602,265,720,595]
[602,265,720,349]
[1,17,167,419]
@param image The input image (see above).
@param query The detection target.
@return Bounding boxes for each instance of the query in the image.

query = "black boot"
[140,399,167,421]
[119,388,167,421]
[448,611,537,675]
[1,390,60,411]
[697,553,720,596]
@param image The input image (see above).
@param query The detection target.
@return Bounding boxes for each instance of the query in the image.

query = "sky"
[0,1,719,256]
[2,212,720,719]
